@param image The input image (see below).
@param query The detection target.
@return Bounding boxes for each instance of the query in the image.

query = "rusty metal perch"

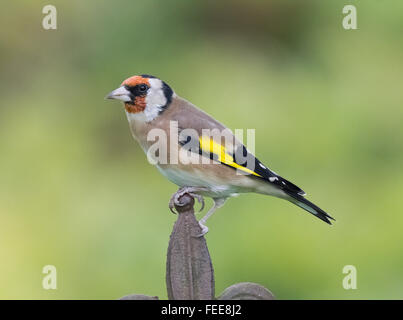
[120,193,275,300]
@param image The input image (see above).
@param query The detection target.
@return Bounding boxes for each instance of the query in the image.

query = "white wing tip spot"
[269,177,279,182]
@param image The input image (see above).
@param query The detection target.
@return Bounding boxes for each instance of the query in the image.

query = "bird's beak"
[105,86,131,102]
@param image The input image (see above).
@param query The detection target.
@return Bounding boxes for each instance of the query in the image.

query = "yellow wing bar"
[199,136,262,177]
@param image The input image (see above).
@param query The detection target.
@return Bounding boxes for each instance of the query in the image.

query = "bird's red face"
[120,76,150,114]
[106,74,174,120]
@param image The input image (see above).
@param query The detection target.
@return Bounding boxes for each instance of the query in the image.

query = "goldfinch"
[106,74,334,235]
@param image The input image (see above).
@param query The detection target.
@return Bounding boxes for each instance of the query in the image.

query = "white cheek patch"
[143,78,168,121]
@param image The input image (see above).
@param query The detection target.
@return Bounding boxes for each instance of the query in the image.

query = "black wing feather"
[178,130,306,196]
[234,145,306,196]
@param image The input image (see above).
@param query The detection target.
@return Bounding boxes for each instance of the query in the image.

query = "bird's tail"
[283,190,335,225]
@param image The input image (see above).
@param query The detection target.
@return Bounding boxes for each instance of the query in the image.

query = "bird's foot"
[168,187,206,214]
[194,220,209,238]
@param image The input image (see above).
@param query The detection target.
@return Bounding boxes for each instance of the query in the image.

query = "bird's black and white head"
[106,74,174,122]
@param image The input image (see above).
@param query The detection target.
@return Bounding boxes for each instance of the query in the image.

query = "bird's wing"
[196,135,306,196]
[171,98,306,196]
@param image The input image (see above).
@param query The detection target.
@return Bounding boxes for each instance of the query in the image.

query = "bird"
[106,74,334,236]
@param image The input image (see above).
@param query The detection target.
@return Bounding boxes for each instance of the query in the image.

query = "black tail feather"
[283,190,335,225]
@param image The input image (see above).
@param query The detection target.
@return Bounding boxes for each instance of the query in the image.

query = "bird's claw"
[168,187,205,214]
[169,195,177,214]
[194,221,209,238]
[191,193,205,212]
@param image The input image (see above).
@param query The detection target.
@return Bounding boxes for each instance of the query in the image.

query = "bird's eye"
[139,84,147,92]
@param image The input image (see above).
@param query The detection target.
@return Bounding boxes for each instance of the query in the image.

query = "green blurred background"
[1,0,402,299]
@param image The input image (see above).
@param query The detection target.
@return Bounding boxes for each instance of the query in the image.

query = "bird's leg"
[196,197,227,237]
[168,186,208,214]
